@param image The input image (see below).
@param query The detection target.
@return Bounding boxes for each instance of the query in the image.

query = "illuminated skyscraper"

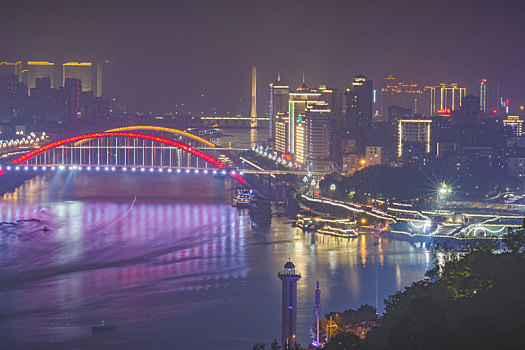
[269,74,290,141]
[397,119,432,158]
[0,61,22,81]
[63,62,92,92]
[288,80,322,155]
[304,102,332,170]
[345,74,373,153]
[278,261,301,349]
[480,79,487,112]
[503,116,524,136]
[430,83,466,116]
[381,75,424,116]
[22,61,56,93]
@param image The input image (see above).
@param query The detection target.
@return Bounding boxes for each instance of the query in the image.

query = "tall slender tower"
[313,281,321,347]
[278,261,301,349]
[96,62,103,97]
[251,66,258,128]
[480,79,487,112]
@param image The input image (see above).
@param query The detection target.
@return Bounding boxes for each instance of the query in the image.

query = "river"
[0,129,432,349]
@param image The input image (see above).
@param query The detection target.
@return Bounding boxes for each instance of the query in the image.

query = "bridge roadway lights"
[4,165,242,182]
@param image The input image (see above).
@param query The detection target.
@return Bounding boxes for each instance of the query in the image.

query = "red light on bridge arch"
[8,132,245,184]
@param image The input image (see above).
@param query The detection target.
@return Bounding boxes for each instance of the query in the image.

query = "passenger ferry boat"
[232,187,251,208]
[296,214,358,238]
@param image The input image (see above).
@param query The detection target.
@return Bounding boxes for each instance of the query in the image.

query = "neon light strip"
[9,132,244,184]
[73,126,216,147]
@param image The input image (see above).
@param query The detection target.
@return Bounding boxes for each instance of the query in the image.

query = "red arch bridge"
[0,132,246,184]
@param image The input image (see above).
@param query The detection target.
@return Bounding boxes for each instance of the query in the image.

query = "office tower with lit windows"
[503,116,524,136]
[480,79,487,112]
[381,75,425,116]
[303,102,332,170]
[22,61,57,93]
[344,74,373,153]
[288,80,322,155]
[63,62,93,92]
[397,119,433,159]
[278,261,301,350]
[429,83,466,116]
[366,146,384,166]
[269,75,290,142]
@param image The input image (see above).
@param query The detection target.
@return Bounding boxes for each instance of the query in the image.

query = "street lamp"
[438,182,452,201]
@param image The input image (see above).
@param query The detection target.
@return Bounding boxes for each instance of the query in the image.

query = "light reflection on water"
[0,172,431,349]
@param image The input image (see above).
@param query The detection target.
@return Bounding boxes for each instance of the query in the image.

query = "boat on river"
[92,321,116,332]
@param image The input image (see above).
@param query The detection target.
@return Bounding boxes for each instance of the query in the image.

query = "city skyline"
[1,0,524,114]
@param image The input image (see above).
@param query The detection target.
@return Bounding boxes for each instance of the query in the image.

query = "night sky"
[1,0,524,115]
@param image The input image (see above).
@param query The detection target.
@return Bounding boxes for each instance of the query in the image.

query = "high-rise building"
[365,146,384,166]
[22,61,56,93]
[64,77,82,116]
[277,261,301,349]
[1,75,19,94]
[288,81,322,155]
[430,83,466,116]
[344,74,373,154]
[480,79,487,112]
[269,74,290,141]
[304,102,332,170]
[63,62,92,92]
[503,116,524,136]
[381,75,425,116]
[96,62,103,97]
[397,119,432,158]
[0,61,22,81]
[345,74,373,130]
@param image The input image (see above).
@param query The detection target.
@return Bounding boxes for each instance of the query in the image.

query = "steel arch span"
[9,132,245,184]
[73,126,216,147]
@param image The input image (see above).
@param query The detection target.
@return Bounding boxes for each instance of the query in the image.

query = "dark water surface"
[0,129,431,349]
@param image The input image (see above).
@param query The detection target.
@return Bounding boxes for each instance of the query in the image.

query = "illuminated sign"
[438,109,451,114]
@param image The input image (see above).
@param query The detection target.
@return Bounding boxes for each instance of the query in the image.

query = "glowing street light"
[330,184,336,191]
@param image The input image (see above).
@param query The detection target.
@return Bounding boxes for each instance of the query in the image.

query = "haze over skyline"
[1,0,524,114]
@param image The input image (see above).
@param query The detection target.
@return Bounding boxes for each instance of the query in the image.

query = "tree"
[270,339,280,350]
[323,331,360,350]
[386,296,450,350]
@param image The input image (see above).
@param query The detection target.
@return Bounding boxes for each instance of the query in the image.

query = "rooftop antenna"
[302,71,305,84]
[277,72,281,82]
